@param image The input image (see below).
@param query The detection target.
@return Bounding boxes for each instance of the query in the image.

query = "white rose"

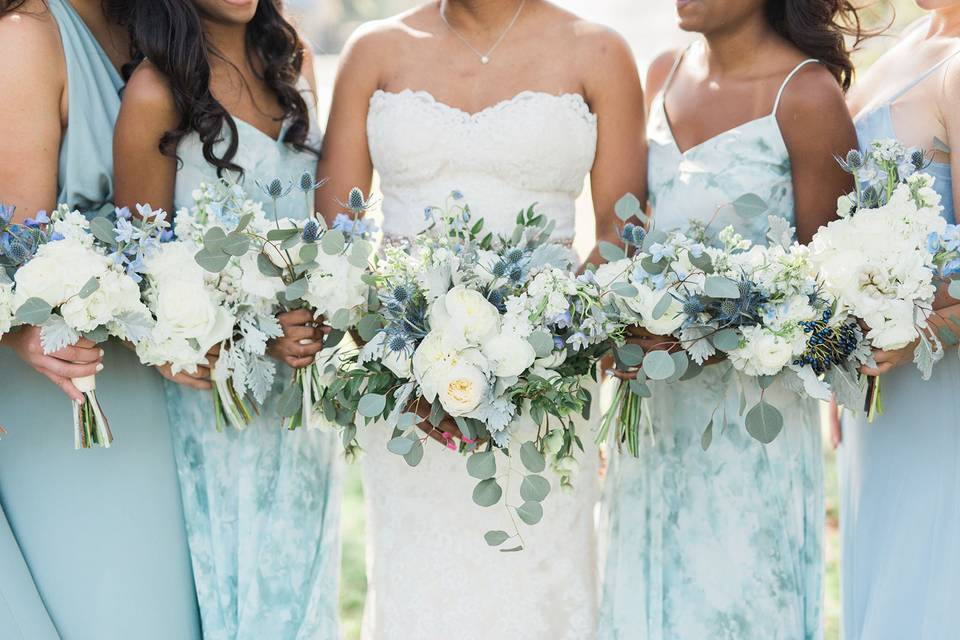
[154,276,233,353]
[264,218,305,268]
[13,239,108,308]
[60,269,143,332]
[482,331,536,377]
[239,251,284,300]
[435,361,489,416]
[593,258,633,289]
[305,252,368,319]
[430,286,500,346]
[729,327,793,376]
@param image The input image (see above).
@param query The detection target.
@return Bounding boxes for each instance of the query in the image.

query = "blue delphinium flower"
[566,331,589,351]
[24,210,49,228]
[942,225,960,252]
[0,204,15,224]
[649,242,676,264]
[115,217,136,243]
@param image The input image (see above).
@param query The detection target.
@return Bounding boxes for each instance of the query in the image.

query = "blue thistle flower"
[911,150,925,171]
[299,171,327,192]
[504,248,525,264]
[492,260,508,278]
[392,284,411,304]
[451,190,464,201]
[387,333,409,353]
[348,187,366,211]
[508,266,524,283]
[845,149,864,170]
[257,178,293,199]
[302,220,320,243]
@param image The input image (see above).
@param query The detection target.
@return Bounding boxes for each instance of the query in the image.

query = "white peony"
[482,331,536,378]
[434,361,490,416]
[429,286,501,346]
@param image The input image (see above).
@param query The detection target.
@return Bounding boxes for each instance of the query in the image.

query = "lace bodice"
[360,88,601,640]
[367,89,597,241]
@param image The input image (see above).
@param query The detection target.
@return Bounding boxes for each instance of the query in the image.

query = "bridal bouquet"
[193,175,375,431]
[810,140,947,418]
[329,193,615,547]
[596,195,868,451]
[0,205,154,448]
[140,181,284,431]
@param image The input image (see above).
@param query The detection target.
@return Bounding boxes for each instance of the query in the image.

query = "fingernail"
[99,349,105,357]
[96,363,104,372]
[75,397,84,405]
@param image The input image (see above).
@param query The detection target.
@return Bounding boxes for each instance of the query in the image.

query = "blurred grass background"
[309,2,928,638]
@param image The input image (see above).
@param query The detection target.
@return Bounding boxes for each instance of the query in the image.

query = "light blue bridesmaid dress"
[839,50,960,640]
[164,90,342,639]
[0,1,202,638]
[599,48,825,640]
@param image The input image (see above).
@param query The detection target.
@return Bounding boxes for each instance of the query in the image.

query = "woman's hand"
[267,309,326,369]
[860,341,917,377]
[624,324,674,353]
[3,327,103,403]
[155,344,219,391]
[407,398,467,447]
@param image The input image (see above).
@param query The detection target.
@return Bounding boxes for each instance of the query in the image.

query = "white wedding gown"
[360,88,600,640]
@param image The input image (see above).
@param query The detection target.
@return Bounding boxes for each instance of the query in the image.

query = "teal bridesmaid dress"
[0,1,202,638]
[164,91,342,640]
[839,51,960,640]
[599,47,825,640]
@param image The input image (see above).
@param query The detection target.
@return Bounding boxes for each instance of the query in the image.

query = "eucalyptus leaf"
[732,193,768,218]
[651,292,673,320]
[614,193,642,221]
[396,412,420,430]
[203,227,227,252]
[516,501,543,525]
[500,545,524,553]
[704,276,741,299]
[285,278,309,301]
[257,253,283,277]
[329,308,353,331]
[89,216,117,246]
[757,375,776,390]
[667,351,689,382]
[14,297,52,325]
[403,439,424,467]
[689,251,713,272]
[321,229,346,255]
[348,242,370,268]
[484,530,511,547]
[387,436,414,456]
[472,478,503,508]
[744,401,784,444]
[195,248,230,273]
[235,213,253,233]
[519,441,546,473]
[642,350,676,380]
[616,343,645,367]
[611,282,639,298]
[949,279,960,300]
[357,393,386,417]
[527,330,554,358]
[680,360,703,381]
[78,276,99,299]
[466,451,497,480]
[357,314,383,343]
[628,378,651,398]
[299,242,319,263]
[641,255,667,275]
[599,241,626,262]
[711,328,741,352]
[266,228,298,241]
[520,474,551,502]
[222,232,250,257]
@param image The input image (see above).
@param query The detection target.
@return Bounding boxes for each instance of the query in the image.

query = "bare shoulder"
[645,49,683,99]
[341,3,434,57]
[0,0,64,84]
[776,61,847,120]
[120,61,178,125]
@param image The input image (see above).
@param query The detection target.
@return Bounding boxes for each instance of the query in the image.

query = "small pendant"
[480,55,490,65]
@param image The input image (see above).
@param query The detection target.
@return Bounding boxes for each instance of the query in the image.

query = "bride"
[317,1,644,637]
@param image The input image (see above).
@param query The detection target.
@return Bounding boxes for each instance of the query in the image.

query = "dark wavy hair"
[1,0,129,20]
[124,0,316,177]
[765,0,868,92]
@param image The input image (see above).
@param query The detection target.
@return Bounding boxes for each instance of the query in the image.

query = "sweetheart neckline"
[369,88,597,123]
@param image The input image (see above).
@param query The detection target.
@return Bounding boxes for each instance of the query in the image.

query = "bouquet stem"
[286,363,322,431]
[71,375,112,449]
[865,374,883,422]
[212,378,254,431]
[596,379,644,457]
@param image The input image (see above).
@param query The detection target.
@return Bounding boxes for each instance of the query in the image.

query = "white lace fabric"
[361,88,601,640]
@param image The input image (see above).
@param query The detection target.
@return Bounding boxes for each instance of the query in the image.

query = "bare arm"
[0,10,64,218]
[778,65,858,244]
[112,62,179,212]
[580,26,646,267]
[314,25,383,224]
[0,9,102,401]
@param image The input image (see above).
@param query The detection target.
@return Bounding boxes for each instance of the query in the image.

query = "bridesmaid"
[599,0,859,638]
[113,1,342,637]
[835,3,960,637]
[0,1,201,638]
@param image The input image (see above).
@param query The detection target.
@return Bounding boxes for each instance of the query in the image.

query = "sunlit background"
[282,2,925,638]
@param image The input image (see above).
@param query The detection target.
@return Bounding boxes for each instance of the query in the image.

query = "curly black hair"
[123,0,317,177]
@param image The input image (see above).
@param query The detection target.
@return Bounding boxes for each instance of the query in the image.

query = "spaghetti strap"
[772,59,820,116]
[660,43,694,102]
[886,49,960,105]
